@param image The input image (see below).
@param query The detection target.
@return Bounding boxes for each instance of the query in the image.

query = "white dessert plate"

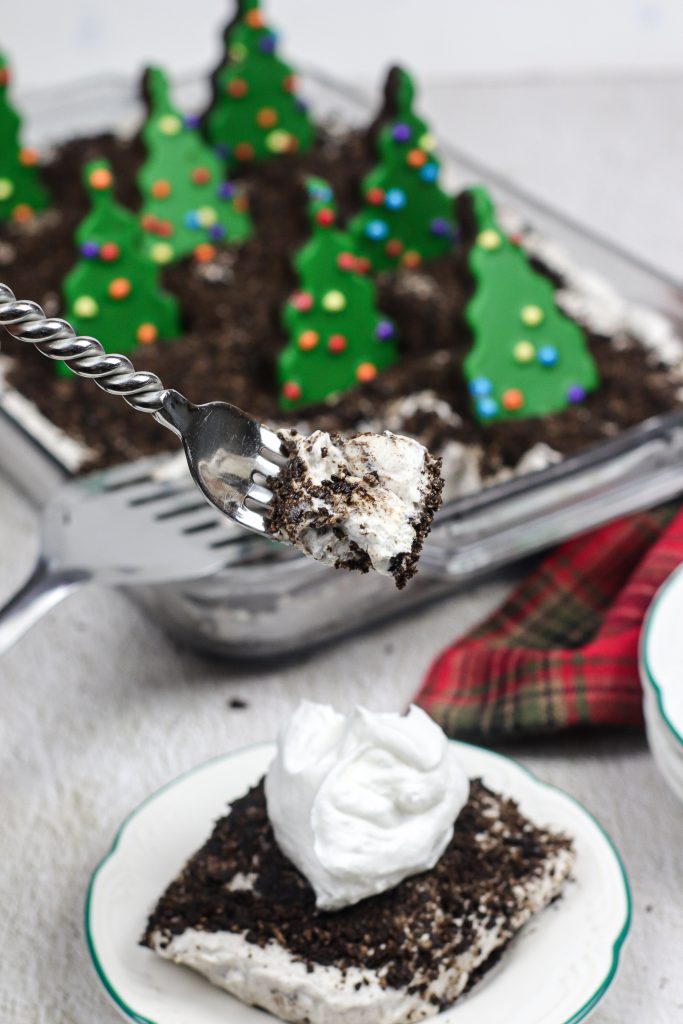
[640,563,683,772]
[86,742,630,1024]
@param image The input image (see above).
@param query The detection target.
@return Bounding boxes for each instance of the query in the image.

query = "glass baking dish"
[2,70,683,658]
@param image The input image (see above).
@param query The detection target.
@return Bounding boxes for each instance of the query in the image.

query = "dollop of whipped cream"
[264,702,469,910]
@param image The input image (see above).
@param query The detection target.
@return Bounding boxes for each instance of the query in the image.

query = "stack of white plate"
[640,564,683,803]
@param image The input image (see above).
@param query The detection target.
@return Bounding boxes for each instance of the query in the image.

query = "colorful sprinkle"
[385,188,407,211]
[229,42,248,62]
[567,384,587,404]
[12,204,33,223]
[521,304,544,327]
[406,148,428,168]
[366,187,385,206]
[291,291,314,312]
[419,163,438,183]
[227,78,249,99]
[376,320,395,341]
[209,224,226,241]
[298,330,319,351]
[184,211,200,230]
[402,250,421,268]
[385,239,403,258]
[328,334,347,354]
[80,240,99,259]
[151,179,172,199]
[477,229,502,251]
[19,148,39,167]
[191,167,211,185]
[258,33,277,54]
[356,362,378,382]
[0,178,14,201]
[365,219,389,241]
[197,206,218,228]
[99,242,120,262]
[282,381,302,401]
[470,377,493,398]
[108,277,132,300]
[392,123,412,143]
[257,107,278,129]
[73,295,98,318]
[316,207,335,227]
[150,242,174,264]
[266,129,293,154]
[430,217,451,237]
[158,114,182,136]
[194,243,216,263]
[322,290,346,312]
[245,8,265,28]
[513,340,536,364]
[309,182,333,202]
[538,345,559,367]
[88,167,112,190]
[418,132,436,151]
[137,323,158,345]
[337,252,356,271]
[502,388,525,412]
[477,396,499,419]
[234,142,255,161]
[218,182,236,200]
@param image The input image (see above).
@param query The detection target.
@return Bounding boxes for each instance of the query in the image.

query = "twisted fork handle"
[0,281,173,415]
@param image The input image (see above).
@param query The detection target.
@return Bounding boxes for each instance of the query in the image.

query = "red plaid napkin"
[417,502,683,739]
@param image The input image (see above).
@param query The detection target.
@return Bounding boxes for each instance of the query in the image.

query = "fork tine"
[246,482,273,509]
[260,425,288,461]
[253,454,281,479]
[233,504,268,534]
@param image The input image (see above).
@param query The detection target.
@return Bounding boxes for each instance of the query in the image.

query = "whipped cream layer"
[268,429,443,588]
[265,702,469,910]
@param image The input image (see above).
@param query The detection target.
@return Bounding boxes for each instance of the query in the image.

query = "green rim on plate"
[641,565,683,748]
[85,742,632,1024]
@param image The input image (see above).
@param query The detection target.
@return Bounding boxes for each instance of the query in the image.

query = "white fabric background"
[4,0,683,87]
[1,78,683,1023]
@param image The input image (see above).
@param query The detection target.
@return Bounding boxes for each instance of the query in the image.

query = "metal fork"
[0,282,288,534]
[0,454,264,654]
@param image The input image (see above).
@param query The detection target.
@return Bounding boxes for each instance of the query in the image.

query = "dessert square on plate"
[142,776,573,1023]
[86,741,630,1024]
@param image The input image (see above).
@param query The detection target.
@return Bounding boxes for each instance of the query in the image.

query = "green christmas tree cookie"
[278,177,398,410]
[204,0,314,165]
[348,67,456,273]
[0,52,48,223]
[138,66,252,266]
[463,186,599,422]
[62,159,180,374]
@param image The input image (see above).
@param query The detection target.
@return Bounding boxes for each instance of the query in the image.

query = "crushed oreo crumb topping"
[142,777,572,1004]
